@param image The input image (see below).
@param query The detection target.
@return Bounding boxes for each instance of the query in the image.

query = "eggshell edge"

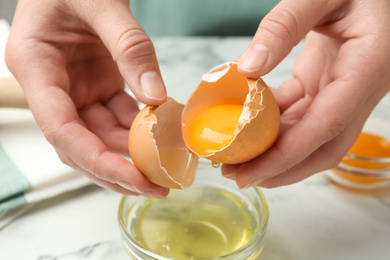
[182,62,280,164]
[129,98,197,189]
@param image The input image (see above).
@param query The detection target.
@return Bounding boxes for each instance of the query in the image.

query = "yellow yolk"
[332,132,390,185]
[342,132,390,169]
[187,104,243,155]
[349,132,390,157]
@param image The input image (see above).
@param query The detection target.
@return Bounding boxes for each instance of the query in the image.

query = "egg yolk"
[343,132,390,169]
[332,132,390,185]
[187,104,243,155]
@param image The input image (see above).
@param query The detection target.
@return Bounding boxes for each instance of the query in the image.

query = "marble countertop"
[1,37,390,260]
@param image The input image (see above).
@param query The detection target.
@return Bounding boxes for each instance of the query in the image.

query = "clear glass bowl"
[326,93,390,191]
[328,154,390,190]
[118,161,269,260]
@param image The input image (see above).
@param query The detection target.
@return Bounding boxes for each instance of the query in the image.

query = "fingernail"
[143,190,167,199]
[143,186,169,198]
[241,183,254,189]
[117,181,142,193]
[239,44,269,73]
[223,173,236,180]
[241,179,264,190]
[221,164,238,178]
[140,71,167,101]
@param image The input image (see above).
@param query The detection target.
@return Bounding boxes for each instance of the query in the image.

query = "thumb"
[81,0,166,105]
[238,0,344,77]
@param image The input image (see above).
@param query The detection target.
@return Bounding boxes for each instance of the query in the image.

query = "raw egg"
[344,132,390,169]
[128,62,280,189]
[182,62,280,164]
[330,132,390,187]
[185,103,243,156]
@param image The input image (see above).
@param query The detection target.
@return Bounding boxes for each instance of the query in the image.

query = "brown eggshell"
[182,62,280,164]
[128,98,198,189]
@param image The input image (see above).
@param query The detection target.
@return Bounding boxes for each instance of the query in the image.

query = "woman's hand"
[223,0,390,188]
[5,0,169,197]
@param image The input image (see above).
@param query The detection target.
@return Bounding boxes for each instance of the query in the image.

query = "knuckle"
[326,121,346,142]
[306,111,346,143]
[86,151,112,182]
[41,120,80,155]
[259,7,300,45]
[56,150,73,167]
[273,143,295,173]
[113,28,155,62]
[41,123,60,148]
[41,120,113,183]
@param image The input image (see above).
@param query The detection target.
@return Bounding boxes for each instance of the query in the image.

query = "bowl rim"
[345,153,390,163]
[117,184,269,259]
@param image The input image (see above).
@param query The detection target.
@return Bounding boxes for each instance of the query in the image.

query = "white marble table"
[1,37,390,260]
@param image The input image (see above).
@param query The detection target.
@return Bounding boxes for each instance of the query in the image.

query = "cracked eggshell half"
[182,62,280,164]
[128,98,198,189]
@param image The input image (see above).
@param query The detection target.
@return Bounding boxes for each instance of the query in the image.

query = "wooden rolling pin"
[0,78,29,108]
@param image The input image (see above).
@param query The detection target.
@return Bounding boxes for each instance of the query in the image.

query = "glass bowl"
[326,93,390,191]
[328,153,390,191]
[118,161,269,260]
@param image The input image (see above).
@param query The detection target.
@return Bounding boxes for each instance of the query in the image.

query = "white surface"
[0,19,12,77]
[0,20,72,186]
[0,19,92,216]
[0,108,90,188]
[1,35,390,260]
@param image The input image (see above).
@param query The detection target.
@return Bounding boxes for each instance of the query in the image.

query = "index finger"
[9,43,157,194]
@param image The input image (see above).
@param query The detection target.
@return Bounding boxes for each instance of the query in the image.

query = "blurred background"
[0,0,17,23]
[0,0,276,36]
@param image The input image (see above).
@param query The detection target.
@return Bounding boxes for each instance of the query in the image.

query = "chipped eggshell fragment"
[128,98,198,189]
[182,62,280,164]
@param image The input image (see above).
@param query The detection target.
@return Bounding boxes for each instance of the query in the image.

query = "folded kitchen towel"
[0,19,92,228]
[0,110,92,213]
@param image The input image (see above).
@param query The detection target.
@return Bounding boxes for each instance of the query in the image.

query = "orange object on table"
[332,132,390,185]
